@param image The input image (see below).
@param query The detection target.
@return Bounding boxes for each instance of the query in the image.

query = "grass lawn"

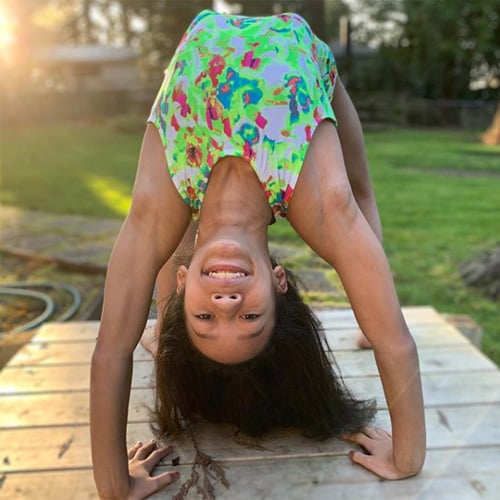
[1,121,499,364]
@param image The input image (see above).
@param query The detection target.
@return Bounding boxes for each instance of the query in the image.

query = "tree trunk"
[300,0,326,41]
[482,102,500,145]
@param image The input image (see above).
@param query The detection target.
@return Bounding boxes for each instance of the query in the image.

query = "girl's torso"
[148,9,338,219]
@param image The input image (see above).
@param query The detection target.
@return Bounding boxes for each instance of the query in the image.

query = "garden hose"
[0,282,82,337]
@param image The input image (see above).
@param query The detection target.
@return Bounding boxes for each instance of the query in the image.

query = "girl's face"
[176,239,287,364]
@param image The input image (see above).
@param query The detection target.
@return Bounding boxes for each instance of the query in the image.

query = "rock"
[459,244,500,300]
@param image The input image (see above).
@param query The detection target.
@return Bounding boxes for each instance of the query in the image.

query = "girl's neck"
[197,157,273,234]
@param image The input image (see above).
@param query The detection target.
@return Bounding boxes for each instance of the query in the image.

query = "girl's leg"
[140,221,197,355]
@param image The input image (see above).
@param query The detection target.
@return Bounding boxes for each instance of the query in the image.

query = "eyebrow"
[191,324,265,340]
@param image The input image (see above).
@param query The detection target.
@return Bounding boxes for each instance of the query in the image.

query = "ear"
[176,265,188,294]
[272,265,288,294]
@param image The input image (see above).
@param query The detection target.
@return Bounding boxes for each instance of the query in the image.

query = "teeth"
[208,271,246,279]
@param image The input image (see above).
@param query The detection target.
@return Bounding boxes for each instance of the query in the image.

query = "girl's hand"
[343,427,420,480]
[126,440,180,500]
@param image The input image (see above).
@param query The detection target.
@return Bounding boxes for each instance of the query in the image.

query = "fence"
[1,88,497,130]
[351,94,497,129]
[0,88,153,126]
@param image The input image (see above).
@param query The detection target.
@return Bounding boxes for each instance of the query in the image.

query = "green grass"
[363,130,500,365]
[1,121,499,364]
[0,121,141,217]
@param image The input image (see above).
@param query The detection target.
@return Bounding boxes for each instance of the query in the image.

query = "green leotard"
[148,9,338,219]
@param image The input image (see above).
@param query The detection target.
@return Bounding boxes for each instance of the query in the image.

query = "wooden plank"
[165,448,500,500]
[2,344,497,396]
[30,322,99,343]
[6,341,96,367]
[1,306,499,500]
[1,403,499,473]
[8,321,471,369]
[9,314,470,374]
[185,404,500,462]
[171,448,500,500]
[332,344,498,378]
[0,361,152,395]
[316,305,447,329]
[2,448,499,500]
[324,322,471,350]
[29,307,441,344]
[0,389,152,429]
[2,371,499,429]
[349,371,500,408]
[0,469,99,500]
[7,341,151,367]
[23,304,459,345]
[31,319,154,343]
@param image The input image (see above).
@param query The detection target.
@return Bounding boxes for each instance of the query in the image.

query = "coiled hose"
[0,282,82,337]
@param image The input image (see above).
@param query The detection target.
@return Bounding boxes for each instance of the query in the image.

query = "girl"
[90,10,425,499]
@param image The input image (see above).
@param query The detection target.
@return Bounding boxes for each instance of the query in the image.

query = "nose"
[210,292,242,311]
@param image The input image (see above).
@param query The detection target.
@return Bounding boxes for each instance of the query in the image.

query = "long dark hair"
[153,262,376,440]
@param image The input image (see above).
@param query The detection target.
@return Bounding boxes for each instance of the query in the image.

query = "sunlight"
[32,3,68,29]
[0,5,15,60]
[84,175,131,217]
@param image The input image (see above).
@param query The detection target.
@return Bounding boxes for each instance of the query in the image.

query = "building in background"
[33,44,141,92]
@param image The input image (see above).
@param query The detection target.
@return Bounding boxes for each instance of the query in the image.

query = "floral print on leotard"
[148,9,338,219]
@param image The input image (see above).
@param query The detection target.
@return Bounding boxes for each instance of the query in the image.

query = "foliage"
[2,0,498,98]
[222,0,350,41]
[224,0,326,39]
[349,0,500,99]
[2,0,213,84]
[1,0,350,85]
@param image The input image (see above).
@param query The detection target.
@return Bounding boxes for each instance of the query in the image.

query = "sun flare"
[0,6,15,58]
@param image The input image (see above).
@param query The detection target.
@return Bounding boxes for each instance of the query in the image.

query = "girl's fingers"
[127,441,143,459]
[374,427,392,438]
[346,426,391,441]
[135,439,158,460]
[349,450,380,474]
[343,431,372,452]
[150,470,181,492]
[363,427,380,438]
[143,445,175,470]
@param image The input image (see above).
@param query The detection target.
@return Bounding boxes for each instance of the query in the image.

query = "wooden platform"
[1,306,499,499]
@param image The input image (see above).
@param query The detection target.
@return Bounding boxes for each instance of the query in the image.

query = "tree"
[2,0,215,81]
[3,1,355,84]
[2,0,63,94]
[123,0,205,75]
[223,0,329,41]
[350,0,500,99]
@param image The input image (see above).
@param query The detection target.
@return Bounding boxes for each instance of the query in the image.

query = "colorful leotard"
[148,9,338,219]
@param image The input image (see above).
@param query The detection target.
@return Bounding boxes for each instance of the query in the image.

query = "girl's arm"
[332,79,383,242]
[288,121,426,479]
[90,124,191,499]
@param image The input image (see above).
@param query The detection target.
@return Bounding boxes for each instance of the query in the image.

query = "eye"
[240,313,261,320]
[195,314,214,320]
